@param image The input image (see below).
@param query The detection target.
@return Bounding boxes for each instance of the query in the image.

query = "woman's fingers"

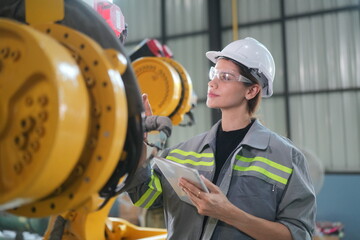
[142,93,153,116]
[200,175,218,193]
[179,178,203,198]
[142,93,152,140]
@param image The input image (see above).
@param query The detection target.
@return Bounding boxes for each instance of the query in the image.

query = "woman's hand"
[178,175,234,220]
[142,93,153,140]
[142,93,153,116]
[139,93,153,168]
[179,175,293,240]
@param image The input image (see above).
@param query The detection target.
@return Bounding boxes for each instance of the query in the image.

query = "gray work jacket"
[127,119,316,240]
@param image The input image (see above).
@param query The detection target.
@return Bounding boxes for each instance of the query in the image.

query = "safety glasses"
[209,66,253,84]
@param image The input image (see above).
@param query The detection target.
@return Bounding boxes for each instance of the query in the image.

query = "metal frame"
[207,0,222,123]
[123,0,360,173]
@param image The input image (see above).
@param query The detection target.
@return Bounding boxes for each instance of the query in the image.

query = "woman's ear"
[245,84,261,100]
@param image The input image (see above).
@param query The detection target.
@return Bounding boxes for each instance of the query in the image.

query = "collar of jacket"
[200,119,271,152]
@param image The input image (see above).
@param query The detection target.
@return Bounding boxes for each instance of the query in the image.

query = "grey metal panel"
[116,0,360,173]
[166,35,210,100]
[167,103,212,147]
[222,25,284,94]
[156,35,212,147]
[116,0,162,41]
[221,0,281,26]
[123,43,137,56]
[342,92,360,170]
[258,97,287,137]
[166,0,208,35]
[285,0,359,15]
[286,11,360,92]
[290,93,360,172]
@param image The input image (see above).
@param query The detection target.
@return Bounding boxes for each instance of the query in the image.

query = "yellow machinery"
[133,57,193,126]
[0,0,194,239]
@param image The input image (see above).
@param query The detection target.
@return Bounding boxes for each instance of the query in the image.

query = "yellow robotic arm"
[0,0,194,239]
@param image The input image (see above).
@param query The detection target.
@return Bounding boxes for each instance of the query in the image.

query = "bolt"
[14,162,23,174]
[20,116,35,133]
[88,137,97,148]
[35,126,45,137]
[11,50,21,62]
[85,77,95,88]
[14,133,27,149]
[30,140,40,152]
[1,48,10,58]
[53,187,63,195]
[25,96,33,106]
[84,176,90,183]
[38,111,48,122]
[71,53,81,63]
[93,106,101,117]
[38,95,48,107]
[73,165,84,176]
[22,151,32,164]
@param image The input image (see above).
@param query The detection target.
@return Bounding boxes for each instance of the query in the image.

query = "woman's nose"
[208,78,217,88]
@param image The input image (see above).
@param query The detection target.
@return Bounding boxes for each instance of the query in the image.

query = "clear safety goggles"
[209,66,253,84]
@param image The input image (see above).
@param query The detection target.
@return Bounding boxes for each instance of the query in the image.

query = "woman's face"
[206,59,249,110]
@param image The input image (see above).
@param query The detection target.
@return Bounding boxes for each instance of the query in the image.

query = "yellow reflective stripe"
[134,172,162,208]
[233,165,288,185]
[236,155,293,174]
[144,191,161,209]
[134,188,153,207]
[170,149,214,158]
[166,155,214,166]
[144,172,162,208]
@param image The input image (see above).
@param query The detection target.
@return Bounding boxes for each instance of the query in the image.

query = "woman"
[127,37,316,240]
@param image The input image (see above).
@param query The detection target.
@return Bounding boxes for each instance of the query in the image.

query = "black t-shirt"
[201,120,254,237]
[213,121,253,183]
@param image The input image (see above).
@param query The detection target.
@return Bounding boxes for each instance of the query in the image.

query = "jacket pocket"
[227,175,283,221]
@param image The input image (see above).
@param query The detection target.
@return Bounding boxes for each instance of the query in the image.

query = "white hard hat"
[206,37,275,97]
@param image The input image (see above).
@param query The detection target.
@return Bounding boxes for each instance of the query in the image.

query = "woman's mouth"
[208,92,219,98]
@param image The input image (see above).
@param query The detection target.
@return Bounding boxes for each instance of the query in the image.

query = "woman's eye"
[221,73,234,81]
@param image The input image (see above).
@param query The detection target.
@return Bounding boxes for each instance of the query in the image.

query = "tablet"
[153,156,209,205]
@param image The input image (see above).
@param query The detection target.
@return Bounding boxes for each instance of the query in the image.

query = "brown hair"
[240,68,262,116]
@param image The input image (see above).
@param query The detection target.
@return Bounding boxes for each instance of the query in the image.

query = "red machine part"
[95,0,125,37]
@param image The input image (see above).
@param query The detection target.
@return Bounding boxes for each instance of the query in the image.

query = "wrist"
[221,203,248,227]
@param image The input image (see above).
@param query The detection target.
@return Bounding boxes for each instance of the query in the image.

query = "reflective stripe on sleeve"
[134,170,162,208]
[234,155,293,185]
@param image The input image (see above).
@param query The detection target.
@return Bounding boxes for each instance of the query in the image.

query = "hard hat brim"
[206,51,225,64]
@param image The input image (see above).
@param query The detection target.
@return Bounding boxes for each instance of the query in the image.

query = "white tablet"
[153,156,209,205]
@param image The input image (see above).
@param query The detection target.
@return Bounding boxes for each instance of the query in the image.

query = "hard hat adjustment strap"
[249,68,267,88]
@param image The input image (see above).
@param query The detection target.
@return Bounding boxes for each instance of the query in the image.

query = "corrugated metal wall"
[166,0,208,35]
[286,10,360,171]
[164,0,211,146]
[117,0,212,147]
[221,0,360,172]
[166,35,212,145]
[116,0,360,172]
[117,0,161,42]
